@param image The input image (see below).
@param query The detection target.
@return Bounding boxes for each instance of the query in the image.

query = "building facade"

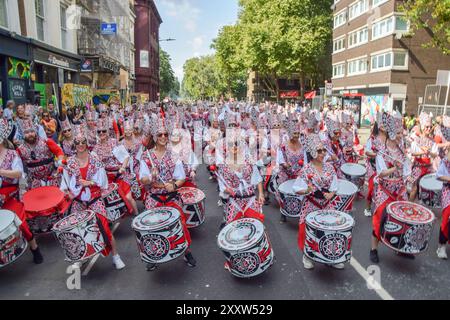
[134,0,161,101]
[331,0,450,122]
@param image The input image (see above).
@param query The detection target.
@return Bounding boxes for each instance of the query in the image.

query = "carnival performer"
[59,119,75,157]
[340,111,360,163]
[407,112,438,201]
[85,109,98,150]
[364,121,385,217]
[0,120,44,265]
[370,111,412,263]
[16,118,65,189]
[92,119,138,215]
[292,134,342,270]
[216,130,265,229]
[321,115,344,178]
[139,117,197,271]
[60,126,125,270]
[98,104,120,141]
[435,115,450,259]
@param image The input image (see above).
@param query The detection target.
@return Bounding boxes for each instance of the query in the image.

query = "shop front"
[0,29,32,107]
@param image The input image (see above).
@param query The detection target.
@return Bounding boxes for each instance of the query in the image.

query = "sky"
[156,0,240,81]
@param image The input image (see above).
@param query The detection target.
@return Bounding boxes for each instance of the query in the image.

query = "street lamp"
[159,38,176,42]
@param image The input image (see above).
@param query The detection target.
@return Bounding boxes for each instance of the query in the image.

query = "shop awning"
[304,91,316,99]
[280,91,299,98]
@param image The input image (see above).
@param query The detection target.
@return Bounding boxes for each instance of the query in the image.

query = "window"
[371,52,392,71]
[60,4,67,49]
[393,51,408,68]
[333,63,346,78]
[334,10,346,29]
[0,0,7,29]
[348,57,368,75]
[372,0,389,8]
[35,0,45,41]
[349,0,368,21]
[395,16,409,31]
[333,37,345,53]
[372,16,394,40]
[348,27,368,47]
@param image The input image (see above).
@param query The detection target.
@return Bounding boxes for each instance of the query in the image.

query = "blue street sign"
[101,23,117,35]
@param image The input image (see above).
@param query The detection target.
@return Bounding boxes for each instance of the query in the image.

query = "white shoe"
[113,255,126,270]
[303,255,314,270]
[437,245,448,260]
[331,263,345,270]
[217,199,223,207]
[364,208,372,217]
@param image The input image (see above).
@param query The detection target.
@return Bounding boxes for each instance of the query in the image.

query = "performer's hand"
[165,183,175,193]
[324,192,334,201]
[151,168,159,178]
[119,167,126,174]
[225,187,235,196]
[79,179,92,187]
[257,193,265,204]
[331,155,339,161]
[190,171,196,179]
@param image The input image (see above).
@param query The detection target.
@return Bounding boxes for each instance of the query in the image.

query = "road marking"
[82,222,121,276]
[349,257,394,300]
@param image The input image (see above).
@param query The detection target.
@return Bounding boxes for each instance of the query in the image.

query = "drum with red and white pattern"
[0,210,28,268]
[419,174,443,209]
[23,186,71,234]
[178,187,206,228]
[330,180,358,213]
[53,210,106,262]
[382,201,435,255]
[132,207,188,264]
[217,218,274,278]
[341,163,367,191]
[278,180,306,218]
[102,183,128,223]
[304,210,355,265]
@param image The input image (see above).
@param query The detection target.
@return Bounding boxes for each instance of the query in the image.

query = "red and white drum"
[382,201,435,255]
[304,210,355,265]
[0,210,28,268]
[217,218,274,278]
[330,180,358,213]
[53,210,107,262]
[419,174,443,209]
[178,187,206,229]
[278,180,306,218]
[341,163,367,191]
[132,207,188,264]
[23,186,71,234]
[102,183,128,223]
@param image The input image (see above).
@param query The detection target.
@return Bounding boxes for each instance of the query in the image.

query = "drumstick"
[146,150,167,184]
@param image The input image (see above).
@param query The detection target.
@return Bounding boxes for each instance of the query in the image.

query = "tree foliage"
[400,0,450,55]
[160,49,179,99]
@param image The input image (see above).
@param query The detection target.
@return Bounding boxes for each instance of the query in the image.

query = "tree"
[400,0,450,55]
[182,55,221,100]
[159,49,179,98]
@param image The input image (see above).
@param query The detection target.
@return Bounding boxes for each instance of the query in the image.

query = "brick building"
[331,0,450,124]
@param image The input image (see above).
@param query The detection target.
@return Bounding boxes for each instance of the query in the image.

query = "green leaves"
[160,49,180,99]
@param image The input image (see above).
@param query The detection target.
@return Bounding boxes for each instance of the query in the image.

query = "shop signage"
[9,79,26,100]
[81,59,93,72]
[101,23,117,35]
[34,49,80,71]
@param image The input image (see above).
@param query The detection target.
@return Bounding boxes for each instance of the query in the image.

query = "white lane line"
[82,222,121,276]
[349,257,394,300]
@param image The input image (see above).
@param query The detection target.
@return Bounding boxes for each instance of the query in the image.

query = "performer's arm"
[46,138,65,160]
[436,161,450,183]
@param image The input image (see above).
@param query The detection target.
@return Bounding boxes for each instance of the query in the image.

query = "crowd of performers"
[1,99,450,272]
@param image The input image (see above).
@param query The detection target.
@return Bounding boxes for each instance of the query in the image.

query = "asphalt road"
[1,162,450,300]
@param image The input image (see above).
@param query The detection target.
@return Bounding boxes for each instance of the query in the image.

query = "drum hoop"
[132,207,181,232]
[419,175,443,191]
[218,218,265,251]
[305,210,355,231]
[337,180,358,195]
[386,201,435,224]
[23,187,66,214]
[53,210,96,231]
[341,163,366,176]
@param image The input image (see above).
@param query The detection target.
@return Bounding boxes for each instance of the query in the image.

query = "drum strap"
[26,158,54,168]
[74,196,101,208]
[150,192,179,205]
[379,181,405,202]
[306,194,332,210]
[95,215,112,249]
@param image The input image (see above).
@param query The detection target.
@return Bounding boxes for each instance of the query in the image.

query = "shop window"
[0,0,7,29]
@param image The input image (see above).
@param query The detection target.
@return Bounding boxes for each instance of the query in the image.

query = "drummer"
[60,127,125,270]
[59,119,75,157]
[370,111,412,263]
[0,120,44,264]
[435,115,450,260]
[139,117,197,271]
[92,119,138,216]
[321,115,344,178]
[16,118,65,189]
[291,134,343,270]
[407,112,438,202]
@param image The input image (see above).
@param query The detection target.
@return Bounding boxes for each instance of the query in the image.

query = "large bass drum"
[217,218,274,278]
[278,180,306,218]
[304,210,355,265]
[382,201,435,255]
[0,210,28,268]
[132,207,188,264]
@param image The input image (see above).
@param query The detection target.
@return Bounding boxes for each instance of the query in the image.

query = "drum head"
[0,210,17,240]
[341,163,366,177]
[101,183,118,197]
[387,201,435,225]
[132,207,180,232]
[53,210,95,231]
[337,180,358,196]
[279,180,297,196]
[178,187,206,205]
[420,174,443,191]
[23,186,65,213]
[218,218,265,251]
[305,210,354,231]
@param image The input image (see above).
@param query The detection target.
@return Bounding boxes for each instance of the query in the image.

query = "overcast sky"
[156,0,239,81]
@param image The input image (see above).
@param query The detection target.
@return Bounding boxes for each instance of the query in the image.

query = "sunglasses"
[317,149,326,154]
[74,140,87,146]
[157,133,168,138]
[97,130,107,134]
[134,127,140,131]
[63,129,72,133]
